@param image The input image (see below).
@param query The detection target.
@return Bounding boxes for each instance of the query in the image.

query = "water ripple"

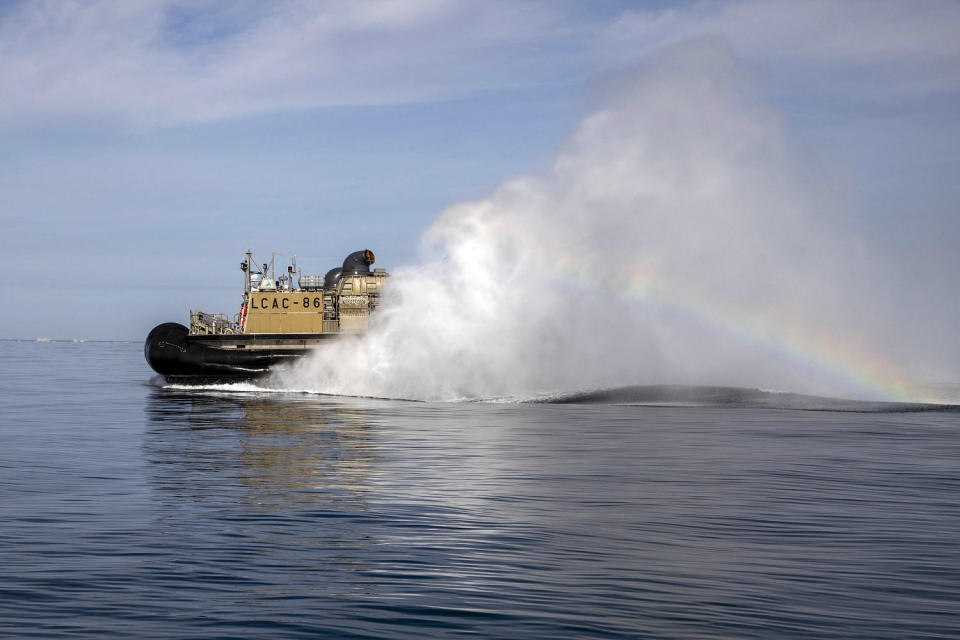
[0,342,958,638]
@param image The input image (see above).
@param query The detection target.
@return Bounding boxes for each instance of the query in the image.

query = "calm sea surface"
[1,340,958,639]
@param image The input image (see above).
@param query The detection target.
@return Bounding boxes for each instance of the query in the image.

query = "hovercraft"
[145,249,388,382]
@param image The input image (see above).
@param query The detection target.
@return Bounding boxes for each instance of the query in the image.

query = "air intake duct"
[323,268,342,289]
[341,249,375,275]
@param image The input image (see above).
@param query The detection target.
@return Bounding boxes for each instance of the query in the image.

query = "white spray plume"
[277,40,952,402]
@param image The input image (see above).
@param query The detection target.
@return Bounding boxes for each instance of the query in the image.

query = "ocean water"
[1,340,958,639]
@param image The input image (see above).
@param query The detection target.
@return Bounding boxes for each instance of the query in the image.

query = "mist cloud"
[277,41,955,402]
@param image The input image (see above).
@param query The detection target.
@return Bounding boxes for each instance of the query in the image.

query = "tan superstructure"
[188,250,389,338]
[241,271,388,334]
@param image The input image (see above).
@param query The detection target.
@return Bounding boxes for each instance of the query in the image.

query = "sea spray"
[276,41,929,402]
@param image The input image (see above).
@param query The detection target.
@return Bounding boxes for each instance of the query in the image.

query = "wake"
[152,377,960,413]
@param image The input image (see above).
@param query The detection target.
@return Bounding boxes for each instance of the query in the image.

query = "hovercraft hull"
[144,322,336,382]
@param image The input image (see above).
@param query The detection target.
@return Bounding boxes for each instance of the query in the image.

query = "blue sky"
[1,0,958,341]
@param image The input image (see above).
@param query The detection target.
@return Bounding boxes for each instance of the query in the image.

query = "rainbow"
[627,272,919,402]
[551,251,929,402]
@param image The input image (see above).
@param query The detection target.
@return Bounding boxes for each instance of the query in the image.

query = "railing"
[189,310,240,335]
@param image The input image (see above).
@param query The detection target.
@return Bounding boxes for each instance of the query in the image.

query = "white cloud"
[0,0,580,128]
[607,1,960,99]
[0,0,958,129]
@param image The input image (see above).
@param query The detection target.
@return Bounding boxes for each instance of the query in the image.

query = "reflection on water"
[143,389,387,601]
[145,389,380,508]
[236,398,379,507]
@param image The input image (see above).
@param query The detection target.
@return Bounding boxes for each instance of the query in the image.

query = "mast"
[244,249,253,294]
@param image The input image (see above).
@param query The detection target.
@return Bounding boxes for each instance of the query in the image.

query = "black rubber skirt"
[144,323,311,381]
